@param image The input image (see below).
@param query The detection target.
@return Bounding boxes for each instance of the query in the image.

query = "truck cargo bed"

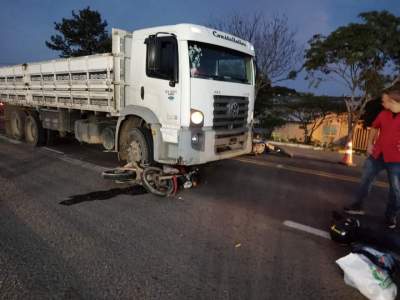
[0,53,118,114]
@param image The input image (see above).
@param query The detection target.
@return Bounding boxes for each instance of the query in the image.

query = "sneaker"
[343,203,365,215]
[386,216,397,229]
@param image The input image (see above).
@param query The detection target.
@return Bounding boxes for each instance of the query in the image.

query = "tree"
[255,87,345,142]
[254,85,296,137]
[304,10,400,145]
[210,13,302,96]
[359,11,400,71]
[46,7,111,57]
[284,95,345,144]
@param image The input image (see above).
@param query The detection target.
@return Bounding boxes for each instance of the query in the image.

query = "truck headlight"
[190,110,204,127]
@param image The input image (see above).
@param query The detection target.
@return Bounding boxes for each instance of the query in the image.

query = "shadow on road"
[59,186,147,206]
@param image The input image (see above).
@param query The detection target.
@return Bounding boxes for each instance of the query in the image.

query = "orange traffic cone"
[340,141,355,166]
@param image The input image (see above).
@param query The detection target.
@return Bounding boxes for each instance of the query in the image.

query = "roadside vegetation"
[210,11,400,147]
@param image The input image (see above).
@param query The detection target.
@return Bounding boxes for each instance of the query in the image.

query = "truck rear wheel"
[125,128,153,165]
[10,109,26,140]
[24,114,46,146]
[4,105,13,137]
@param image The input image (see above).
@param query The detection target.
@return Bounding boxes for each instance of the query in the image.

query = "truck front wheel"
[24,114,46,146]
[125,128,153,166]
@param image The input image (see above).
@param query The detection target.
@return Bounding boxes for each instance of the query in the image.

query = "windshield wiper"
[193,73,248,83]
[210,74,225,81]
[193,73,214,79]
[228,76,248,83]
[194,74,226,81]
[215,75,248,83]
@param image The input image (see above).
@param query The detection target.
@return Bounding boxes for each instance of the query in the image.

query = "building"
[272,113,371,151]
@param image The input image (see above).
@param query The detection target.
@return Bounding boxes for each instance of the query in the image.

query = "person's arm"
[367,111,383,155]
[366,127,379,155]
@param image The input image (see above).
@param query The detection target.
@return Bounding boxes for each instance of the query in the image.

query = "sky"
[0,0,399,96]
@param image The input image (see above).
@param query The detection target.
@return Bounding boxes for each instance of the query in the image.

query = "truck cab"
[116,24,255,166]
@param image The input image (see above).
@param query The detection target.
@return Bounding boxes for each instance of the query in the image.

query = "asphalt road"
[0,134,393,300]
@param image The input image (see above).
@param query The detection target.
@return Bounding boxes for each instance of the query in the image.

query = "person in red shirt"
[344,88,400,229]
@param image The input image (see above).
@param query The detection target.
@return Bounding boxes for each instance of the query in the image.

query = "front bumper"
[152,125,252,166]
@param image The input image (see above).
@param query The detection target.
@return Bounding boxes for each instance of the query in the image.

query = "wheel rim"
[128,140,143,163]
[121,128,151,165]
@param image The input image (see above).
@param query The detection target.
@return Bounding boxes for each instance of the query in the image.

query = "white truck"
[0,24,255,166]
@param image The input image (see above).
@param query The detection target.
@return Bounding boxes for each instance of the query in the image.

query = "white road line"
[283,220,331,240]
[0,134,21,144]
[42,147,64,155]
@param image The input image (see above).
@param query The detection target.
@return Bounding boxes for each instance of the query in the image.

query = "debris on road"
[251,135,293,158]
[102,163,199,197]
[336,252,397,300]
[331,212,400,300]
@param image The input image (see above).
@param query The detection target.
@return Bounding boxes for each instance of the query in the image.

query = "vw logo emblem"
[227,102,239,117]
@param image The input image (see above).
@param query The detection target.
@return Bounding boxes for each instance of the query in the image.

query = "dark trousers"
[355,156,400,218]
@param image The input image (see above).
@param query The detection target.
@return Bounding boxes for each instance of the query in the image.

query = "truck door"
[142,34,181,144]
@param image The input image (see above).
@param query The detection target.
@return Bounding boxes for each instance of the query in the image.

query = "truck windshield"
[188,41,253,84]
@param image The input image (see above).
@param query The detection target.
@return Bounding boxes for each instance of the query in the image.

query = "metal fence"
[353,126,371,151]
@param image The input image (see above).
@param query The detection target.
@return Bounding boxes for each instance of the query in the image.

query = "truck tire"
[10,109,26,140]
[4,105,13,137]
[24,114,46,146]
[125,127,153,165]
[118,117,143,161]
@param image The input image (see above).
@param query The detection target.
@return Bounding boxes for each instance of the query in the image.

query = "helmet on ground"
[330,217,360,244]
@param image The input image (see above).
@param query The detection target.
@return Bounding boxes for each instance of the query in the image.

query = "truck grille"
[213,96,248,131]
[213,95,249,153]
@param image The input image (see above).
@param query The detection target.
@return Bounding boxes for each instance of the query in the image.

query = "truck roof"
[130,23,255,56]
